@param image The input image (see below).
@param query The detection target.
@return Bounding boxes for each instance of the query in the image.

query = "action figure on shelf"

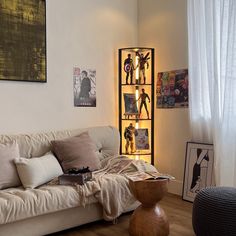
[137,88,150,119]
[124,53,135,84]
[136,52,150,84]
[124,123,136,154]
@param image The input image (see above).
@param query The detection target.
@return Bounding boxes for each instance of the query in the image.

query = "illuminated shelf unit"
[118,47,154,165]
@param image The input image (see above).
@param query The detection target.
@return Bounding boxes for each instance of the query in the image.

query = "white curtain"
[188,0,236,186]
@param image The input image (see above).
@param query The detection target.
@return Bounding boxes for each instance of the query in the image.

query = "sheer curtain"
[188,0,236,186]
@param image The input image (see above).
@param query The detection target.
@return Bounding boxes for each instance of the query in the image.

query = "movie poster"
[156,69,188,108]
[73,67,96,107]
[135,128,149,150]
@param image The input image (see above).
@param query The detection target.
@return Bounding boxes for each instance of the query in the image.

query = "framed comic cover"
[0,0,46,82]
[182,142,214,202]
[123,93,138,116]
[135,128,149,150]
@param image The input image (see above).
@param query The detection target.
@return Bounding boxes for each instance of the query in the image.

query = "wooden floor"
[50,193,195,236]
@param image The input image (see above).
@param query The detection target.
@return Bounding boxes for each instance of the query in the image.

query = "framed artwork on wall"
[156,69,188,108]
[0,0,46,82]
[182,142,214,202]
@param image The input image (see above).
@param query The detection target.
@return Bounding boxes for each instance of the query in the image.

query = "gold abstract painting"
[0,0,46,82]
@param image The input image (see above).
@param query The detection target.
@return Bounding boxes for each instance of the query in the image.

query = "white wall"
[138,0,191,195]
[0,0,138,134]
[0,0,189,195]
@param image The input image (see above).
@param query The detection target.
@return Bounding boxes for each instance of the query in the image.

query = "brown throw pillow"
[51,132,100,172]
[0,141,21,189]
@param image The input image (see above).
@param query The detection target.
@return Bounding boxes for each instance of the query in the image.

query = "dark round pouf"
[192,187,236,236]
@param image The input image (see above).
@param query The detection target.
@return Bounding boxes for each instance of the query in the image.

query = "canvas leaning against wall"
[73,67,96,107]
[0,0,46,82]
[156,69,188,108]
[182,142,214,202]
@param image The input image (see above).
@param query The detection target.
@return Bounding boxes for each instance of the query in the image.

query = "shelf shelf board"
[122,118,151,121]
[121,83,152,86]
[121,153,152,156]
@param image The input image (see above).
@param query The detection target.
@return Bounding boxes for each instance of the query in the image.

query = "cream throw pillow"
[15,153,63,189]
[0,141,21,189]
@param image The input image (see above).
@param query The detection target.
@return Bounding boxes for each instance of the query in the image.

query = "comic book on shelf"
[123,93,139,115]
[135,128,149,150]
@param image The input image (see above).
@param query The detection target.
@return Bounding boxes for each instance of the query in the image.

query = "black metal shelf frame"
[118,47,155,165]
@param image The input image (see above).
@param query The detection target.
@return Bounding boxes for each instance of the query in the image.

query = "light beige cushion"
[0,141,21,189]
[14,153,63,189]
[51,132,100,172]
[0,183,98,225]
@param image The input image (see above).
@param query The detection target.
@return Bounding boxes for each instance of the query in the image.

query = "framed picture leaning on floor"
[182,142,214,202]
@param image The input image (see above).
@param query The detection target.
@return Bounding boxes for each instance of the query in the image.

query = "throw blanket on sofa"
[75,155,157,221]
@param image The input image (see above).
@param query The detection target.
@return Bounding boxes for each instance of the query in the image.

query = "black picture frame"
[0,0,47,82]
[182,142,214,202]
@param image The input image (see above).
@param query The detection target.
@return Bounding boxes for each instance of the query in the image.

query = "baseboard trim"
[168,179,183,196]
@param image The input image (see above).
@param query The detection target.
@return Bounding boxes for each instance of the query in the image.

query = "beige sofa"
[0,126,138,236]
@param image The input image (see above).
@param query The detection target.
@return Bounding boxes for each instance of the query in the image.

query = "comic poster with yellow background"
[156,69,188,108]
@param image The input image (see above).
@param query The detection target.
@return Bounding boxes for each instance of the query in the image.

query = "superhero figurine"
[124,123,136,154]
[124,54,135,84]
[136,52,150,84]
[137,88,151,119]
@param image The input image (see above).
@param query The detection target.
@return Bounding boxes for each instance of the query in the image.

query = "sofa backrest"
[0,126,120,160]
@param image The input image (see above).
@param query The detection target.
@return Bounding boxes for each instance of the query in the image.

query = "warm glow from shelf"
[135,55,139,81]
[135,55,139,119]
[135,89,139,100]
[135,88,139,110]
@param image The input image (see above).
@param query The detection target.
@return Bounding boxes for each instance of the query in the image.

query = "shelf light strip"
[135,55,139,132]
[135,55,139,83]
[135,55,139,160]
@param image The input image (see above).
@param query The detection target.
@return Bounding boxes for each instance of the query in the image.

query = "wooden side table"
[129,179,169,236]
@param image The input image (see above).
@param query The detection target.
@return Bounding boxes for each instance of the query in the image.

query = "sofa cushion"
[0,141,21,190]
[0,184,97,224]
[15,153,63,189]
[51,132,100,172]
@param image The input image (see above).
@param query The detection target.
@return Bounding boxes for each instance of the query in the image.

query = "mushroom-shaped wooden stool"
[129,179,169,236]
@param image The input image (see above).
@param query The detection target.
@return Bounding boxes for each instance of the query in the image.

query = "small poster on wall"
[73,67,96,107]
[156,69,188,108]
[135,128,149,150]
